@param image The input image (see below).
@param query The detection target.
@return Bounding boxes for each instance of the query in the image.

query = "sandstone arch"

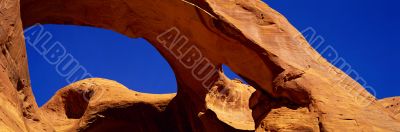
[0,0,400,131]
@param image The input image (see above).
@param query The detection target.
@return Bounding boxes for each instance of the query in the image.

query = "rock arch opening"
[24,24,177,106]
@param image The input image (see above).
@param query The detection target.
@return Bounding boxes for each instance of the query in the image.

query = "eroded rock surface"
[0,0,399,131]
[379,97,400,119]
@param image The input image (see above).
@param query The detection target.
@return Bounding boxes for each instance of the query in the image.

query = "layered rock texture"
[0,0,399,131]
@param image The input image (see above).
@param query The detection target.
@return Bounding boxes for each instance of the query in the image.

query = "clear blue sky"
[264,0,400,99]
[25,1,400,106]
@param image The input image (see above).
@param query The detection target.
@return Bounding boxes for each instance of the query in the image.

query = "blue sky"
[25,1,399,106]
[263,0,400,99]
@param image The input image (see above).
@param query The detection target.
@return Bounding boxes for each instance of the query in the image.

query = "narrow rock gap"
[222,64,247,84]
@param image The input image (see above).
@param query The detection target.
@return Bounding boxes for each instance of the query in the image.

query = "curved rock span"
[0,0,399,131]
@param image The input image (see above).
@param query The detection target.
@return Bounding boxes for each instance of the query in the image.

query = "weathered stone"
[0,0,399,131]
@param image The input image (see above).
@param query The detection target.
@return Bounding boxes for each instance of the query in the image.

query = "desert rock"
[0,0,399,131]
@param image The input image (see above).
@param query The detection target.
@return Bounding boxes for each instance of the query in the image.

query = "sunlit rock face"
[0,0,399,131]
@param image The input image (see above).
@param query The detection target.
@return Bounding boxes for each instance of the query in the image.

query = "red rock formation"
[379,97,400,119]
[0,0,398,131]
